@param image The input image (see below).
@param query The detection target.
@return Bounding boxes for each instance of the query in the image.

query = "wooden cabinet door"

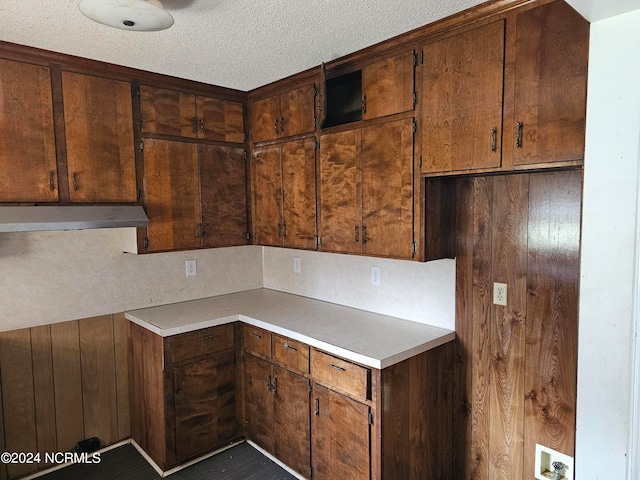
[174,351,237,463]
[62,72,136,202]
[196,96,244,143]
[279,84,316,138]
[199,144,247,247]
[319,129,362,253]
[361,119,414,258]
[273,366,311,478]
[512,1,588,166]
[312,384,370,480]
[244,354,275,455]
[362,50,415,120]
[250,96,280,143]
[140,85,197,138]
[144,139,201,251]
[421,21,505,173]
[282,138,317,250]
[252,144,283,246]
[0,59,58,202]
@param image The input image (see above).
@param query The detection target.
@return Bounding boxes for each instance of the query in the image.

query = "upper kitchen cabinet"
[62,71,137,202]
[140,85,245,143]
[420,0,588,174]
[511,0,589,166]
[0,59,58,203]
[323,50,415,128]
[252,137,317,249]
[421,21,505,174]
[319,118,414,259]
[250,83,316,143]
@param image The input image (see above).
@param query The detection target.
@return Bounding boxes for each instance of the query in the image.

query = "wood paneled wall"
[453,169,581,479]
[0,314,130,479]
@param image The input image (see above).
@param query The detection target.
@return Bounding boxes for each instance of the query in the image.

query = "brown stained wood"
[174,351,238,463]
[196,96,244,143]
[272,335,310,374]
[422,21,505,174]
[282,137,317,250]
[243,354,275,454]
[424,177,456,260]
[79,316,118,447]
[243,326,272,359]
[128,322,167,469]
[171,324,235,364]
[361,118,414,258]
[380,358,410,479]
[318,129,362,253]
[279,84,316,138]
[113,313,131,440]
[143,138,201,251]
[0,59,58,202]
[140,85,197,138]
[362,50,415,120]
[252,144,283,246]
[512,1,588,166]
[310,349,370,402]
[251,96,280,143]
[198,144,248,247]
[488,175,528,479]
[30,325,58,466]
[0,329,38,478]
[524,170,581,475]
[312,384,370,480]
[273,366,311,478]
[0,379,5,480]
[50,321,84,453]
[61,71,137,202]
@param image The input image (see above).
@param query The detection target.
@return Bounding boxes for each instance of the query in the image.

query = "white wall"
[0,230,263,331]
[262,247,456,330]
[577,9,640,479]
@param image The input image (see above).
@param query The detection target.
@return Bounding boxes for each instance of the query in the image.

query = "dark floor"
[37,442,298,480]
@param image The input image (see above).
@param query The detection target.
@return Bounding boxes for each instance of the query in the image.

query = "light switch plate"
[293,257,301,273]
[371,266,381,286]
[186,259,197,277]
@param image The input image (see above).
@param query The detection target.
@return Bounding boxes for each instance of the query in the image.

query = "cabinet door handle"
[283,343,297,352]
[362,94,366,114]
[329,363,346,372]
[249,332,262,339]
[199,335,214,341]
[191,116,197,134]
[272,376,278,394]
[516,122,523,149]
[490,127,497,152]
[362,225,367,244]
[266,375,272,392]
[280,116,284,133]
[72,172,78,191]
[314,397,320,416]
[278,223,282,237]
[200,118,204,134]
[354,225,359,243]
[49,171,56,191]
[176,378,183,395]
[274,118,279,135]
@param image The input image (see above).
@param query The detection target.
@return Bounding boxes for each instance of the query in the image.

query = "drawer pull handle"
[329,364,346,372]
[199,335,214,341]
[249,333,262,339]
[283,343,297,352]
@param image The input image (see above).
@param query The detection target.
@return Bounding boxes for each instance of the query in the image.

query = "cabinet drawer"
[243,326,272,358]
[171,324,234,364]
[273,335,309,374]
[311,349,370,401]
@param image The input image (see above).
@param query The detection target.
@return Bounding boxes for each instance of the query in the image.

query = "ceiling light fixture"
[78,0,174,32]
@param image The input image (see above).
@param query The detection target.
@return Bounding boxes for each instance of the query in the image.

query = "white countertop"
[125,288,455,369]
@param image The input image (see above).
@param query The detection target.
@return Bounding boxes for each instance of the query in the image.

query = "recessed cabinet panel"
[252,144,283,246]
[62,71,137,202]
[196,96,244,143]
[362,50,415,120]
[243,354,275,454]
[421,21,505,173]
[0,59,58,203]
[140,85,197,138]
[512,1,588,165]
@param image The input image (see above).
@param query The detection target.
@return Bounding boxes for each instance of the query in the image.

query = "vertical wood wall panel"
[114,313,131,440]
[79,316,118,446]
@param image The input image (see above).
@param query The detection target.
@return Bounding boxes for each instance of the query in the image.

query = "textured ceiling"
[0,0,488,91]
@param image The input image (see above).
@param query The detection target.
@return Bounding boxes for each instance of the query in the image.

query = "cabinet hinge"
[412,241,417,256]
[314,116,317,130]
[143,237,149,249]
[315,139,320,151]
[368,411,374,425]
[243,132,247,142]
[246,232,251,241]
[313,83,318,96]
[413,51,419,67]
[308,381,312,395]
[316,235,322,247]
[131,84,140,99]
[310,466,314,480]
[139,140,144,152]
[138,119,142,131]
[421,50,424,64]
[243,150,247,161]
[419,155,423,169]
[136,189,141,200]
[413,91,418,108]
[412,119,418,134]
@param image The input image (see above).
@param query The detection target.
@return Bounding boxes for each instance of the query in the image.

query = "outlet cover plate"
[493,282,507,306]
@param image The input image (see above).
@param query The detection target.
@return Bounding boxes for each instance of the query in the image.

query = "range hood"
[0,205,149,232]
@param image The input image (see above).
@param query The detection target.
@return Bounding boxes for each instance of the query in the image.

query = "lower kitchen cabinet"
[128,322,241,471]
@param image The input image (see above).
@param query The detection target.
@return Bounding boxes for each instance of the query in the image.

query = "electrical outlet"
[293,257,301,273]
[493,282,507,305]
[186,259,197,277]
[371,266,381,286]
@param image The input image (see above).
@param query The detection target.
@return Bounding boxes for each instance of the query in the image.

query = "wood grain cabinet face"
[250,84,316,143]
[140,85,244,143]
[62,71,137,202]
[319,118,414,259]
[362,50,415,120]
[252,138,317,249]
[0,59,58,203]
